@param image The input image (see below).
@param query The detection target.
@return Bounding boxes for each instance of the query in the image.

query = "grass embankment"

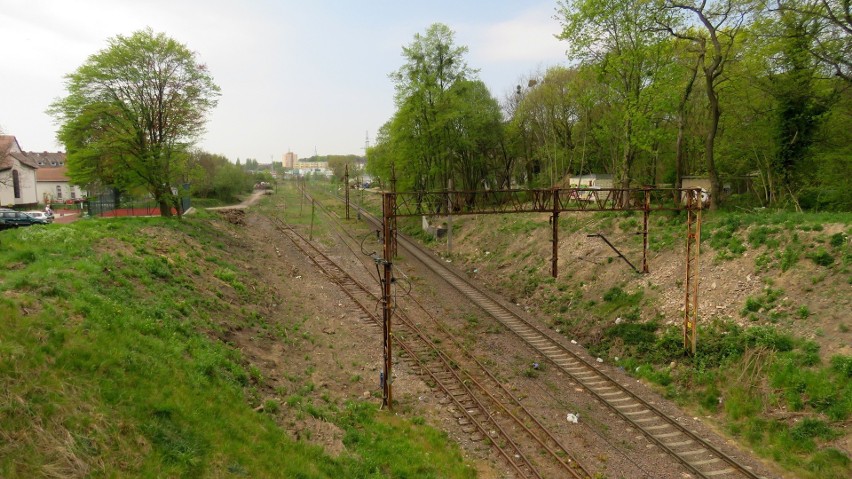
[0,210,473,477]
[440,206,852,479]
[589,211,852,478]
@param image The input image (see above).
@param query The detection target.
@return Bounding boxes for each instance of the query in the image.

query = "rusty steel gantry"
[371,186,703,409]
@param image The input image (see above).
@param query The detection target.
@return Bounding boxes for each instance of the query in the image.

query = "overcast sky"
[1,0,569,162]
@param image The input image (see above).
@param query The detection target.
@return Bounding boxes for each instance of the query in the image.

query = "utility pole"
[309,199,316,241]
[381,192,395,409]
[447,178,453,255]
[344,164,350,220]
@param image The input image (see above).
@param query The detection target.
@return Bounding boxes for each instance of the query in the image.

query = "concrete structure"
[0,135,39,207]
[283,151,297,169]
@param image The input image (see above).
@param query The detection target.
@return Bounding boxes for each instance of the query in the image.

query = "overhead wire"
[289,182,655,477]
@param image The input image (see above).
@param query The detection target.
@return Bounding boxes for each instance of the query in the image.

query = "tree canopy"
[50,28,220,217]
[365,7,850,211]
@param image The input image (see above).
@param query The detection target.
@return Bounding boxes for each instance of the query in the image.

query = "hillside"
[2,186,849,478]
[0,201,477,478]
[401,205,852,478]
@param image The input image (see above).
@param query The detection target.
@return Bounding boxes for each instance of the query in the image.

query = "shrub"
[742,297,763,315]
[779,246,800,272]
[809,249,834,267]
[792,418,838,442]
[831,355,852,378]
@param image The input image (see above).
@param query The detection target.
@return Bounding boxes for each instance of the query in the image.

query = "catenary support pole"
[643,187,650,274]
[344,164,350,220]
[684,190,701,354]
[381,193,395,409]
[309,200,315,241]
[447,178,453,255]
[551,188,559,278]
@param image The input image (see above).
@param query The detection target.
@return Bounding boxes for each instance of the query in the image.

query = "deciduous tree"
[50,29,220,217]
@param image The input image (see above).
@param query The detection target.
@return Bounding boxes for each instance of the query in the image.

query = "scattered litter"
[566,413,580,424]
[473,268,478,273]
[570,340,577,344]
[614,357,620,362]
[295,275,302,279]
[532,362,540,370]
[615,317,624,324]
[446,259,452,263]
[485,251,491,255]
[596,358,604,363]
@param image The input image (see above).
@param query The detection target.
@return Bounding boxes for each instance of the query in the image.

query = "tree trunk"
[675,61,698,193]
[705,80,721,210]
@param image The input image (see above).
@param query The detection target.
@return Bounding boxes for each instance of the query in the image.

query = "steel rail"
[292,189,593,477]
[351,204,765,479]
[321,186,762,478]
[269,215,589,479]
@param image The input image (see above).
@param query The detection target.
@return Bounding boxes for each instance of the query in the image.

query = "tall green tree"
[661,0,755,209]
[776,0,852,82]
[558,0,674,190]
[513,67,580,187]
[387,23,478,192]
[50,28,220,217]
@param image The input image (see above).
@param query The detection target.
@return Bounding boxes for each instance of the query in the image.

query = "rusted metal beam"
[378,185,703,356]
[389,187,702,217]
[587,233,641,274]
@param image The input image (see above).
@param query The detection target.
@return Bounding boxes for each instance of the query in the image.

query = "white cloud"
[474,6,567,64]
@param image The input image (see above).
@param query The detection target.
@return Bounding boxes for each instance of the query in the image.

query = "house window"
[12,170,20,198]
[56,185,63,200]
[71,188,76,200]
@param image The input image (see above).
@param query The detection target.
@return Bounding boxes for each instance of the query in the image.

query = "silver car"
[25,211,54,224]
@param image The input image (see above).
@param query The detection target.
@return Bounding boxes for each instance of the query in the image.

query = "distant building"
[29,151,65,167]
[568,173,614,189]
[36,164,85,204]
[295,160,327,169]
[0,135,40,207]
[294,160,332,177]
[283,151,297,169]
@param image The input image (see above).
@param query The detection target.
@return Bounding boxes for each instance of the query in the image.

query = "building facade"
[0,136,40,207]
[283,151,298,169]
[36,164,85,204]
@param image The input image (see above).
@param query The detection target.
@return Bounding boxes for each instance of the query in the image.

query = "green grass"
[594,318,852,479]
[0,215,473,478]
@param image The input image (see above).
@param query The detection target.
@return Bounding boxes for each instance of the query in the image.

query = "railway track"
[345,199,767,479]
[269,214,591,479]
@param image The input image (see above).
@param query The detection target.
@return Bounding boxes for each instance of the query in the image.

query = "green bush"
[780,246,801,271]
[830,355,852,377]
[809,249,835,267]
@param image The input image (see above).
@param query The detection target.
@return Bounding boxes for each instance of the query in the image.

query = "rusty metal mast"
[344,164,350,220]
[381,193,395,408]
[371,186,703,406]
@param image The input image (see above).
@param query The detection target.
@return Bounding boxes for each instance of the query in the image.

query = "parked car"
[0,211,49,230]
[25,211,54,223]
